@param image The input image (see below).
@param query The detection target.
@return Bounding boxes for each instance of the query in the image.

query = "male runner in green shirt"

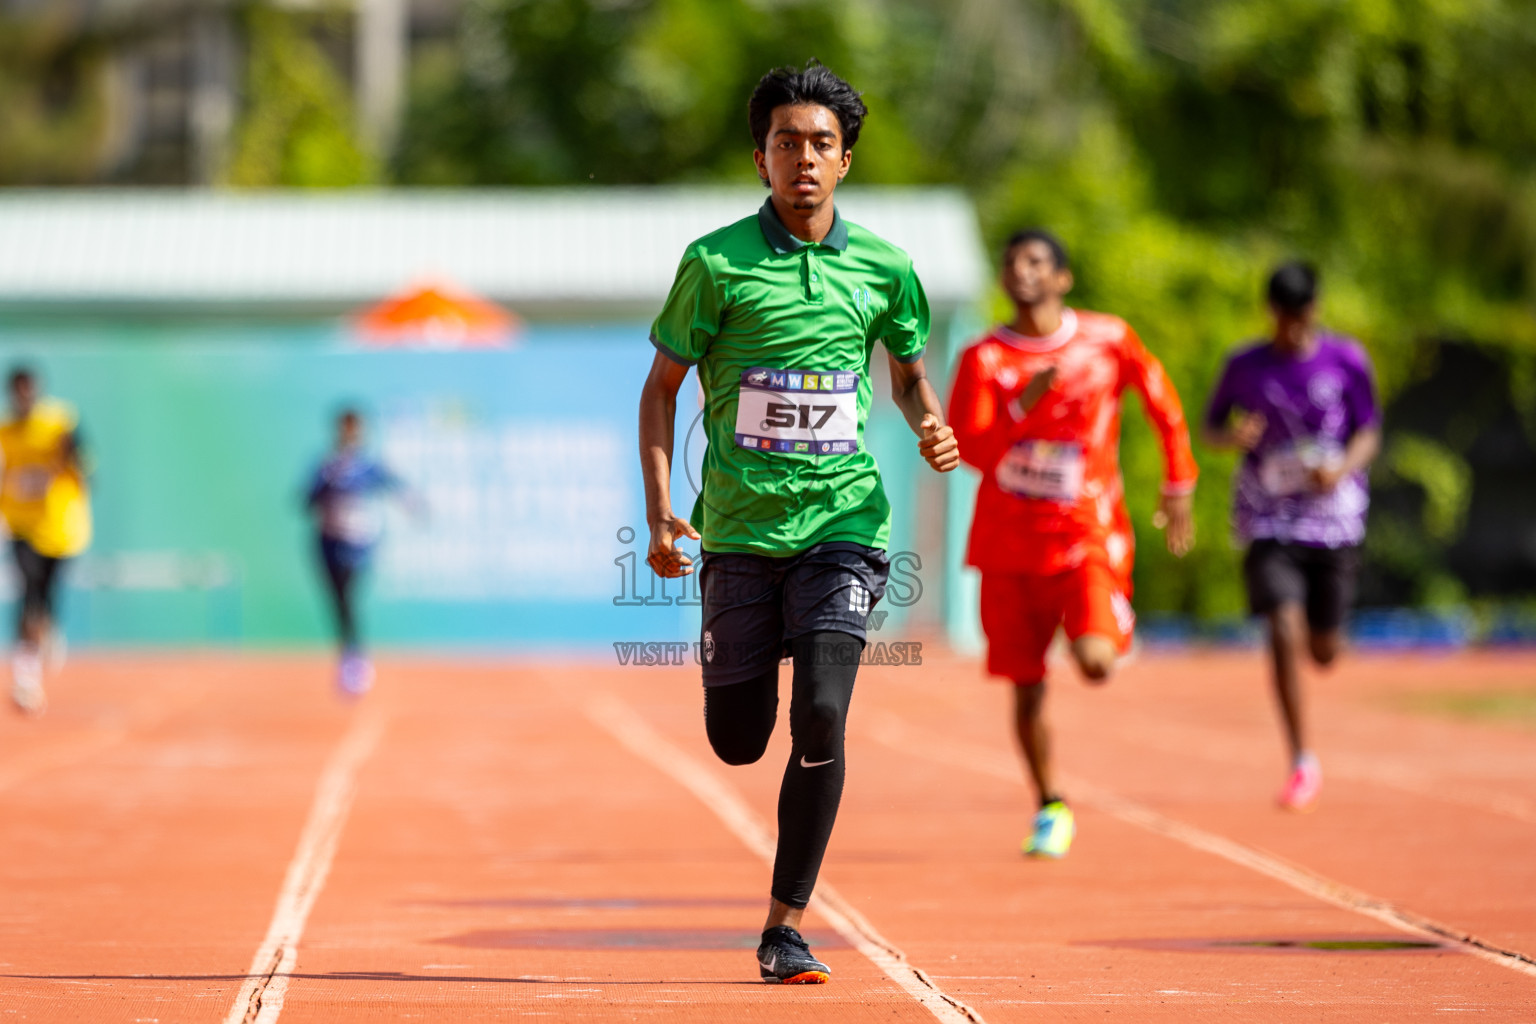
[639,60,959,985]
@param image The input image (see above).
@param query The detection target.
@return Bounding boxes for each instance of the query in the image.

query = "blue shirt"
[306,453,401,549]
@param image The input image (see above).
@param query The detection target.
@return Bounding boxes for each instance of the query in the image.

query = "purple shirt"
[1205,334,1379,548]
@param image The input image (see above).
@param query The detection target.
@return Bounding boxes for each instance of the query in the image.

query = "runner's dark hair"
[1004,228,1070,271]
[748,59,867,153]
[1268,261,1319,312]
[7,365,35,390]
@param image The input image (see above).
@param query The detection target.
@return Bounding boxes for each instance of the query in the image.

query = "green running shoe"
[1022,800,1075,858]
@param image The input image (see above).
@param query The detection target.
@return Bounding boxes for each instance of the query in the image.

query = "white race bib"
[12,466,52,502]
[326,497,381,545]
[1258,438,1338,496]
[734,367,860,456]
[996,440,1084,501]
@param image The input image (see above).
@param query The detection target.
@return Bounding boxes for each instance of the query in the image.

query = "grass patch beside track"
[1395,688,1536,729]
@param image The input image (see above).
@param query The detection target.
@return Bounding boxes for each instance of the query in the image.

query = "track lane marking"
[585,692,987,1024]
[224,706,388,1024]
[863,708,1536,981]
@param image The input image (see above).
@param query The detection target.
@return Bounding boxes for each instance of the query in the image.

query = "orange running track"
[1,648,1534,1022]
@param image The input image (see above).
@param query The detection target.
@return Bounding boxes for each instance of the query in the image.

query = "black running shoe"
[757,925,831,984]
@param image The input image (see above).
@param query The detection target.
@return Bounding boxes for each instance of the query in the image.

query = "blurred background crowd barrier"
[0,0,1533,649]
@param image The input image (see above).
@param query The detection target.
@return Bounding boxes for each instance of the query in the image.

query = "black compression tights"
[322,557,359,650]
[703,630,861,909]
[12,540,61,641]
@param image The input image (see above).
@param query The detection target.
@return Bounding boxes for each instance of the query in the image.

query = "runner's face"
[9,378,35,418]
[1269,302,1317,348]
[1002,241,1071,308]
[338,418,362,450]
[754,104,851,211]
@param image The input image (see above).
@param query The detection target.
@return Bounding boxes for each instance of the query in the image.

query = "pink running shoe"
[1278,752,1321,812]
[336,651,375,697]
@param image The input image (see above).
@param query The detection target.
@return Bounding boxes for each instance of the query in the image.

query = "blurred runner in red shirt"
[948,228,1198,858]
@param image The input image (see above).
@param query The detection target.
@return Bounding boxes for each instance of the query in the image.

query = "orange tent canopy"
[354,282,521,348]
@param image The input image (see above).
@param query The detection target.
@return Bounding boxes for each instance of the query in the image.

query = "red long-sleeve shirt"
[948,309,1198,580]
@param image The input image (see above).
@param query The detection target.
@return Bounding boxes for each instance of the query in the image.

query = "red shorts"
[979,561,1135,684]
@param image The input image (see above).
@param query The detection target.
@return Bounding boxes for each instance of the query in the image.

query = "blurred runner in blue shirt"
[305,408,410,696]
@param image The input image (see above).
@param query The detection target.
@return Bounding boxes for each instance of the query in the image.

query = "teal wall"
[0,320,921,649]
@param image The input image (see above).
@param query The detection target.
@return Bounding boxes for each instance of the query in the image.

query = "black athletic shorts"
[1244,539,1360,632]
[698,541,890,687]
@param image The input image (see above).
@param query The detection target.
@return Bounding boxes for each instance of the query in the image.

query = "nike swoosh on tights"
[799,756,835,768]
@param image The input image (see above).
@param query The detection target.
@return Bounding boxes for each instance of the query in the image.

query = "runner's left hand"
[918,414,959,473]
[1154,491,1195,557]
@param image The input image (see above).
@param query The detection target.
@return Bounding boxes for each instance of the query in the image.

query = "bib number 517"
[763,402,836,431]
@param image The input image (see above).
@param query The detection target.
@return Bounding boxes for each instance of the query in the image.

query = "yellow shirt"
[0,399,92,558]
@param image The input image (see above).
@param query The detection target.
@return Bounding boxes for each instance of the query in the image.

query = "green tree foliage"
[227,4,377,188]
[0,14,114,184]
[397,0,1536,615]
[398,0,1069,188]
[1371,432,1474,606]
[398,0,871,184]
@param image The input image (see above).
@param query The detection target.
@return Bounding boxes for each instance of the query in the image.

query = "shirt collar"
[758,197,848,254]
[997,309,1078,352]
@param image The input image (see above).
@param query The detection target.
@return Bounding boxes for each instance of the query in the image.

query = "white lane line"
[224,706,388,1024]
[585,693,986,1024]
[863,709,1536,981]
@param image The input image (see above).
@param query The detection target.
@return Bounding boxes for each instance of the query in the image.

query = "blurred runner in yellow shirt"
[0,367,91,715]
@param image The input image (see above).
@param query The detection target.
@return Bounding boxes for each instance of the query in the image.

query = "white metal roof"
[0,188,985,313]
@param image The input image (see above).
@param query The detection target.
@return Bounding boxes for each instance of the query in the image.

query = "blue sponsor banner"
[0,321,919,649]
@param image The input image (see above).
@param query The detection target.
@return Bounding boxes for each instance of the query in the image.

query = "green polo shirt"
[650,198,930,556]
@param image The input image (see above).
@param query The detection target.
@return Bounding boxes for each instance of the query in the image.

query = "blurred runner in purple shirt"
[1203,262,1382,812]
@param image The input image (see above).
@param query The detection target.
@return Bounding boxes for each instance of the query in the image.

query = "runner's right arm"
[1201,413,1267,453]
[1201,359,1265,451]
[304,465,326,513]
[639,352,700,578]
[642,249,717,579]
[642,244,724,574]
